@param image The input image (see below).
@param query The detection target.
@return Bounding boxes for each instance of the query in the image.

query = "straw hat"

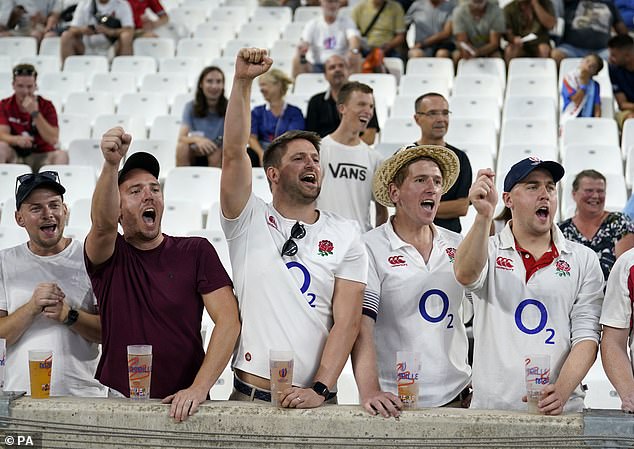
[372,144,460,208]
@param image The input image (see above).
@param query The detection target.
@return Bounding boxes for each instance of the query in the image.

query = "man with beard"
[220,48,367,408]
[454,158,604,413]
[85,132,240,422]
[0,171,106,397]
[305,54,380,145]
[317,81,388,231]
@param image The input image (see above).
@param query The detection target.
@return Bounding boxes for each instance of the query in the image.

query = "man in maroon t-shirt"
[85,127,240,422]
[0,64,68,172]
[127,0,169,37]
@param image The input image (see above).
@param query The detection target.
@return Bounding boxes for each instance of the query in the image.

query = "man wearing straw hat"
[352,144,471,418]
[454,160,603,413]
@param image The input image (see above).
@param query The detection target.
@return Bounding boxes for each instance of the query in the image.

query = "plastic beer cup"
[28,350,53,398]
[396,351,421,408]
[524,354,550,414]
[127,345,152,399]
[269,350,294,406]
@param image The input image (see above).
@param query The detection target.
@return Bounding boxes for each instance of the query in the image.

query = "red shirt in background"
[0,95,58,154]
[127,0,166,29]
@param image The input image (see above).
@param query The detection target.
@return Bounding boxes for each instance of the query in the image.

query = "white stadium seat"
[293,73,328,96]
[163,167,221,212]
[62,55,109,87]
[452,74,503,106]
[0,37,37,59]
[398,75,449,98]
[90,72,138,103]
[349,73,397,107]
[561,118,620,158]
[193,22,236,48]
[380,117,419,144]
[64,92,115,125]
[162,200,204,236]
[58,114,92,150]
[133,38,176,60]
[39,164,96,206]
[117,92,169,127]
[450,96,500,131]
[499,118,557,148]
[127,139,177,179]
[405,57,454,90]
[175,39,221,65]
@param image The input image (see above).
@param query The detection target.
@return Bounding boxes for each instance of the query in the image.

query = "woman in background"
[176,66,227,167]
[249,68,305,166]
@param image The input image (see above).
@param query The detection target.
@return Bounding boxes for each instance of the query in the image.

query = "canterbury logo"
[496,257,514,270]
[388,256,407,267]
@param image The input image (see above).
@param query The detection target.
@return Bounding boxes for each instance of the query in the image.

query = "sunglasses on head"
[281,221,306,257]
[15,171,60,195]
[13,67,36,77]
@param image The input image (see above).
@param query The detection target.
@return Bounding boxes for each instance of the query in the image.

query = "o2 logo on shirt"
[286,261,316,308]
[418,289,453,329]
[514,299,555,345]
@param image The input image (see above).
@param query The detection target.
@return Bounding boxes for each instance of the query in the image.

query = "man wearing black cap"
[0,171,106,397]
[454,158,604,414]
[84,127,240,422]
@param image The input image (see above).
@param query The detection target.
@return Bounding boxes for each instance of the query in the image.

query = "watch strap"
[312,381,329,399]
[63,308,79,326]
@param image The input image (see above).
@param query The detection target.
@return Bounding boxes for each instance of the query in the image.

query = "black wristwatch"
[312,381,330,399]
[63,308,79,326]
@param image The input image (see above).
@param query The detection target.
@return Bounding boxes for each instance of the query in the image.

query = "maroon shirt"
[85,234,232,398]
[0,94,58,153]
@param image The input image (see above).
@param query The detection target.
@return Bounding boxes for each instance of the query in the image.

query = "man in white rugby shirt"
[352,144,471,418]
[454,158,604,414]
[599,249,634,412]
[317,81,388,232]
[0,171,106,397]
[220,48,367,408]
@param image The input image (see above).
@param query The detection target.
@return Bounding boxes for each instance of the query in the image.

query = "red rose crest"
[445,247,456,263]
[555,260,571,277]
[318,240,334,256]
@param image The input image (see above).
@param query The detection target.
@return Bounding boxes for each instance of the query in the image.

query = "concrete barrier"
[1,396,617,449]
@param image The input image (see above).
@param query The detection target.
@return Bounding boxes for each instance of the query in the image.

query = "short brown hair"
[414,92,446,111]
[263,130,321,170]
[572,169,606,191]
[337,81,373,106]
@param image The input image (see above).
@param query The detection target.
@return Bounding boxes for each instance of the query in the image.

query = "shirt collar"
[385,217,440,251]
[499,220,571,254]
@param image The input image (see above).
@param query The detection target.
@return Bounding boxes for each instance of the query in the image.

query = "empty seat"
[186,228,232,276]
[38,72,86,100]
[163,167,222,212]
[237,22,281,48]
[349,73,397,107]
[127,139,176,179]
[452,74,503,106]
[58,114,92,150]
[17,55,60,74]
[171,93,193,118]
[89,72,138,103]
[223,39,261,59]
[175,39,221,65]
[168,7,209,34]
[39,36,61,57]
[67,197,92,229]
[67,139,107,175]
[0,37,37,60]
[0,164,32,203]
[445,118,497,155]
[149,115,182,144]
[457,58,506,93]
[282,22,305,43]
[505,76,558,103]
[252,6,292,27]
[111,55,157,87]
[502,96,557,123]
[561,118,620,158]
[117,92,169,127]
[252,167,272,203]
[64,92,115,125]
[390,95,417,118]
[133,38,176,60]
[450,96,500,131]
[398,75,449,98]
[208,7,249,34]
[62,55,109,87]
[405,57,454,90]
[93,114,147,141]
[162,200,203,236]
[508,58,557,85]
[193,22,236,48]
[499,118,557,148]
[293,6,321,22]
[293,73,328,96]
[140,73,190,105]
[0,226,28,250]
[380,117,419,144]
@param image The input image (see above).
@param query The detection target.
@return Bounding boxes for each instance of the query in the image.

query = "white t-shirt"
[221,193,368,388]
[316,135,384,232]
[302,15,361,65]
[465,222,604,412]
[0,0,62,27]
[600,248,634,368]
[71,0,133,50]
[0,240,107,397]
[363,220,471,406]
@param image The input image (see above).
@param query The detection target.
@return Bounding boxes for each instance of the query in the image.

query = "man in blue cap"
[453,158,604,414]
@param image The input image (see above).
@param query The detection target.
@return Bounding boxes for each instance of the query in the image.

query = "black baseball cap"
[503,157,564,193]
[15,171,66,209]
[118,152,160,184]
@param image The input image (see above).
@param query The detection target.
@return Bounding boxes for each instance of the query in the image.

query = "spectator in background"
[560,53,603,123]
[351,0,406,58]
[0,0,62,43]
[551,0,628,66]
[413,93,472,234]
[558,170,634,281]
[126,0,168,37]
[317,81,388,231]
[176,66,227,168]
[249,69,305,166]
[614,0,634,32]
[0,64,67,172]
[0,172,107,398]
[452,0,505,61]
[293,0,362,78]
[405,0,456,60]
[60,0,134,62]
[607,35,634,129]
[503,0,556,63]
[306,55,380,145]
